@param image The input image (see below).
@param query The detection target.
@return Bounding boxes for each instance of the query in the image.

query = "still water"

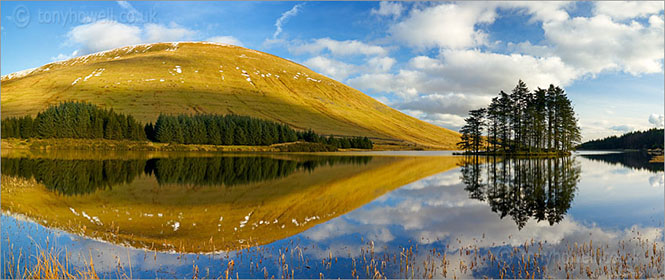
[1,150,663,278]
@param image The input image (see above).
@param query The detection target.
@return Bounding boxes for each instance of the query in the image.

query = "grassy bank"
[1,138,341,152]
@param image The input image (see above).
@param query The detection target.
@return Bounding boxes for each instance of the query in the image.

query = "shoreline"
[0,138,451,154]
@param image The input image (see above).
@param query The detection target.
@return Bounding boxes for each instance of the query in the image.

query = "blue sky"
[2,1,663,141]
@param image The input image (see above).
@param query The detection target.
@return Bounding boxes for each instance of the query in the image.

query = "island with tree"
[458,80,581,156]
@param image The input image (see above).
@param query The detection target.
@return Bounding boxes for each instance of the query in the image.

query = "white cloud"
[303,56,357,81]
[290,38,388,57]
[389,3,496,49]
[206,36,243,47]
[427,113,468,129]
[143,23,196,43]
[397,93,493,116]
[498,1,572,23]
[594,1,664,20]
[649,113,664,128]
[51,50,80,62]
[273,4,303,39]
[347,49,584,131]
[350,49,578,100]
[66,20,196,54]
[348,70,421,99]
[541,14,664,75]
[367,56,395,73]
[370,2,404,19]
[399,109,472,131]
[68,20,142,54]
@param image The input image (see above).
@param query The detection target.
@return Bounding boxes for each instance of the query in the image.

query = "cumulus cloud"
[649,114,664,127]
[370,2,405,19]
[302,56,358,80]
[594,1,664,20]
[143,23,196,43]
[367,56,396,73]
[68,20,142,54]
[540,14,664,75]
[397,93,493,116]
[349,49,578,101]
[498,1,573,23]
[290,38,388,57]
[206,35,243,46]
[273,3,303,39]
[342,2,664,135]
[348,71,421,99]
[389,3,496,49]
[51,50,80,62]
[66,20,197,54]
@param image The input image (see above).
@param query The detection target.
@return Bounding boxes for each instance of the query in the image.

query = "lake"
[1,149,663,278]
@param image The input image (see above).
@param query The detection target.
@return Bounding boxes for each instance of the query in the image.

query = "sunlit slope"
[1,42,459,149]
[1,155,463,252]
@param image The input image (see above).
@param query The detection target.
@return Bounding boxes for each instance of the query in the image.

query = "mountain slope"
[1,42,460,149]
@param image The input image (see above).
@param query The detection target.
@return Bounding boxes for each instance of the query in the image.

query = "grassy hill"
[1,42,460,149]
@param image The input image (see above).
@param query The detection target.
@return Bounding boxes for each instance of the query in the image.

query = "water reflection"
[580,151,664,173]
[1,156,373,195]
[1,151,663,278]
[459,156,581,229]
[1,153,462,252]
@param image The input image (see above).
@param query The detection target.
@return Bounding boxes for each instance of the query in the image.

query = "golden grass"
[1,42,460,149]
[3,245,98,279]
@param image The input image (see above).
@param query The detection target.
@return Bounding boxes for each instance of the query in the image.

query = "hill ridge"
[1,41,460,149]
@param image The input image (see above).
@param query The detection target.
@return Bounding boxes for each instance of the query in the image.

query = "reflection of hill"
[1,156,372,195]
[460,156,580,229]
[580,151,663,173]
[1,154,463,252]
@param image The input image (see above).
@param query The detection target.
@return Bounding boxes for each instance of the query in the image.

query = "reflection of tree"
[1,158,145,195]
[460,156,580,229]
[581,151,663,173]
[2,156,372,195]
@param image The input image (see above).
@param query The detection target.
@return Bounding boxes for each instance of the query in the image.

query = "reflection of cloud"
[5,156,663,278]
[299,167,664,277]
[650,174,664,188]
[403,170,461,190]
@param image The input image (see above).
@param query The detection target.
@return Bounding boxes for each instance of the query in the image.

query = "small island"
[457,80,581,156]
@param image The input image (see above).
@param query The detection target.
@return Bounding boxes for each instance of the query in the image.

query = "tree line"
[458,80,581,155]
[581,151,663,173]
[1,102,373,149]
[2,155,373,195]
[577,128,663,150]
[146,114,373,149]
[1,102,145,140]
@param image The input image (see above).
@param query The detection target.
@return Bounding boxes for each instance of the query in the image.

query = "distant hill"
[1,42,460,149]
[578,128,664,150]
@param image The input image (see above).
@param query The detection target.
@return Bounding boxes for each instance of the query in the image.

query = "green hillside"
[578,128,664,150]
[1,42,460,149]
